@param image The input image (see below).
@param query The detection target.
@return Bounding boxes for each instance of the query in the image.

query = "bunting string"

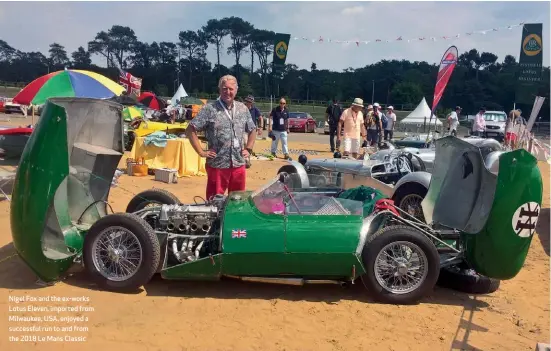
[292,22,526,47]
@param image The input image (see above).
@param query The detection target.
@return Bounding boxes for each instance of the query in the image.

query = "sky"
[0,1,549,71]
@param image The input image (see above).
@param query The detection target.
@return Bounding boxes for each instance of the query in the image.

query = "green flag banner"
[516,23,543,104]
[272,33,291,68]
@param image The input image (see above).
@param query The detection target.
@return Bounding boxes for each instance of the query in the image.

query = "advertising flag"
[431,45,458,113]
[516,23,543,104]
[272,33,291,68]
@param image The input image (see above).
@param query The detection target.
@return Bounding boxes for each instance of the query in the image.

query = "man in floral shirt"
[186,75,257,199]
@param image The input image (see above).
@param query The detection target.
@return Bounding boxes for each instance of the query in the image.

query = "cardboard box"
[154,168,178,183]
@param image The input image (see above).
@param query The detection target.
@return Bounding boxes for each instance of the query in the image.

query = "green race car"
[10,98,543,305]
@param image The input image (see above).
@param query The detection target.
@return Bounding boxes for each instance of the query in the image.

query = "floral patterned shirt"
[190,98,256,169]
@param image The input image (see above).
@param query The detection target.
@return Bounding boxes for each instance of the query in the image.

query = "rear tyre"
[126,188,180,213]
[437,266,501,294]
[361,225,440,304]
[83,213,160,292]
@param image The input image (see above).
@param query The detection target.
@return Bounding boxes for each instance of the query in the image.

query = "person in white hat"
[384,106,397,141]
[337,98,367,159]
[365,102,383,145]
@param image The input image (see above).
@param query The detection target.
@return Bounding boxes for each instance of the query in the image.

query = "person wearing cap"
[337,98,367,159]
[384,106,397,141]
[472,106,486,137]
[244,95,263,140]
[365,102,383,146]
[447,106,461,136]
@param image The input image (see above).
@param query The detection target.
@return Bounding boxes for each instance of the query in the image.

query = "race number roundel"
[511,202,540,238]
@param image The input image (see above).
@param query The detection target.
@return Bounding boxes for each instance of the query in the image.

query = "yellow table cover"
[130,137,206,177]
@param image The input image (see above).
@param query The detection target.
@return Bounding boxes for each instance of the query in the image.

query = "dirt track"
[0,116,548,351]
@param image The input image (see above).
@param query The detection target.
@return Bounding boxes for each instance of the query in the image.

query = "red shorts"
[206,165,246,200]
[505,132,517,143]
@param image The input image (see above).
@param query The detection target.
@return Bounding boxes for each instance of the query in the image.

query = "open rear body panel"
[10,98,124,281]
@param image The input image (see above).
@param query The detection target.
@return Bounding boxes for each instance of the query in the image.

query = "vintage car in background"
[10,97,542,305]
[288,112,317,133]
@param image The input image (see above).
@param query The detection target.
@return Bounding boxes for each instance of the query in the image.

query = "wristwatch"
[246,147,253,154]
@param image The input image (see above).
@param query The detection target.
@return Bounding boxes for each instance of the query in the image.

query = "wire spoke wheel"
[92,226,143,282]
[400,193,425,220]
[374,241,429,294]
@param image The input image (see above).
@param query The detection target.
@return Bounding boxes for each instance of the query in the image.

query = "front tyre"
[437,266,500,294]
[83,213,160,292]
[361,225,440,304]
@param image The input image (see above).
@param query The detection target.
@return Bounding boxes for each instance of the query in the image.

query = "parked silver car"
[483,111,507,141]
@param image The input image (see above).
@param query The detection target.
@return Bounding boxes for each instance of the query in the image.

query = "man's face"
[351,105,361,112]
[245,101,252,108]
[219,80,237,102]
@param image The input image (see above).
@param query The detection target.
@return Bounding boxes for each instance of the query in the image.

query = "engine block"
[158,204,219,235]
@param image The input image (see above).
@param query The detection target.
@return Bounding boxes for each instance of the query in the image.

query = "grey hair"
[218,75,238,89]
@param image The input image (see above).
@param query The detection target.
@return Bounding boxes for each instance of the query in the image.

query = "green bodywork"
[463,149,543,279]
[162,192,364,280]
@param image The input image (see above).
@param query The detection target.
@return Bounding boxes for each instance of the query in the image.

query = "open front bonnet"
[10,98,124,282]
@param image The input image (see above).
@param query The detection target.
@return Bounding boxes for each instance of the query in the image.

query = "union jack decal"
[231,229,247,238]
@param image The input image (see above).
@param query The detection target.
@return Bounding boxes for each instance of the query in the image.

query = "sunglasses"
[280,102,286,105]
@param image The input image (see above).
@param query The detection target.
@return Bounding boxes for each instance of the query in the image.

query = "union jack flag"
[119,70,142,96]
[231,229,247,238]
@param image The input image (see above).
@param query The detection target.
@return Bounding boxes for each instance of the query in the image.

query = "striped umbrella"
[13,69,126,105]
[138,92,166,110]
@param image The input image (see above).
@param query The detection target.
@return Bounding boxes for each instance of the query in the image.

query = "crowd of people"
[325,98,396,158]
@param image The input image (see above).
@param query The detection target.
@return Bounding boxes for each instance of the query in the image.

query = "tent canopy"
[400,97,442,125]
[171,84,188,104]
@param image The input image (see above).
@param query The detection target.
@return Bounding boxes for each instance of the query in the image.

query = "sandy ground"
[0,115,549,351]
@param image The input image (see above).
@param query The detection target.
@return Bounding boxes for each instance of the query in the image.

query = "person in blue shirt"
[244,95,263,138]
[269,98,291,160]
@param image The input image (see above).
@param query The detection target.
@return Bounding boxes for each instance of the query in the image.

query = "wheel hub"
[396,263,408,276]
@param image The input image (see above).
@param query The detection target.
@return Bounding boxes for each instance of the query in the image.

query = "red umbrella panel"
[138,92,166,110]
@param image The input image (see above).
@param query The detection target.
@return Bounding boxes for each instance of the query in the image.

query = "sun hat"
[373,102,380,108]
[387,106,394,110]
[245,95,254,103]
[367,104,373,109]
[351,98,364,107]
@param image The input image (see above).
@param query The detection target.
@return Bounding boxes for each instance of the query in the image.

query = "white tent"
[171,84,188,105]
[400,97,442,126]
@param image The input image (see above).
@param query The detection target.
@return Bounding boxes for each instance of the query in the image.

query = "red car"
[288,112,317,133]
